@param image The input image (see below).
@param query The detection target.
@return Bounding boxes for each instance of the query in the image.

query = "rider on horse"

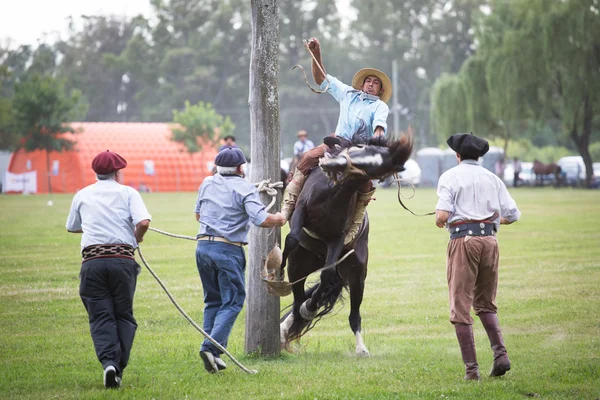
[282,37,391,243]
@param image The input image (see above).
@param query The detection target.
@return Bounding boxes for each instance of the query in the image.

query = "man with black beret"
[194,147,286,373]
[435,133,521,380]
[66,150,152,388]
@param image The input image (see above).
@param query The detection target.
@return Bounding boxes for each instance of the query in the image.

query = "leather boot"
[479,312,511,377]
[281,168,306,221]
[455,323,481,380]
[344,189,375,245]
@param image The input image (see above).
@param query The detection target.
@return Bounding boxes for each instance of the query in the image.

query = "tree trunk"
[245,0,281,356]
[46,151,52,194]
[570,94,594,187]
[580,94,594,187]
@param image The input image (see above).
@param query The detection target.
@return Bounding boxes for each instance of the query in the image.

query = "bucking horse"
[278,128,413,356]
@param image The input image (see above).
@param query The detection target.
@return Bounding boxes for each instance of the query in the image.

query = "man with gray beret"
[194,147,286,373]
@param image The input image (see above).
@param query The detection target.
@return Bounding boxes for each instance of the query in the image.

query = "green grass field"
[1,188,599,399]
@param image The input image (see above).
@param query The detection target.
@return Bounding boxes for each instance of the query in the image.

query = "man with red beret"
[435,133,521,380]
[66,150,152,388]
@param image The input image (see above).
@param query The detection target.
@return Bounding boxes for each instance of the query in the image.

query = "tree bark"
[245,0,281,356]
[578,94,594,186]
[46,151,52,194]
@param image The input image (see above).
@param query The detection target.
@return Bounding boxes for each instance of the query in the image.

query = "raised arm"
[307,37,326,85]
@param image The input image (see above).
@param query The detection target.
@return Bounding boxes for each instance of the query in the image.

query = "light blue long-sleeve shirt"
[194,174,268,243]
[320,74,389,140]
[436,160,521,231]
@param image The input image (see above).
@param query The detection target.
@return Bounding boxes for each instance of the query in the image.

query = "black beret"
[214,147,247,167]
[446,133,489,158]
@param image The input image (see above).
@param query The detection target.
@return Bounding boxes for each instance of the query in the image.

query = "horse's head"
[319,131,414,181]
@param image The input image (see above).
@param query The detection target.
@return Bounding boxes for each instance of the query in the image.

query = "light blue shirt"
[320,74,389,140]
[194,174,268,243]
[436,160,521,231]
[66,180,152,250]
[293,139,315,156]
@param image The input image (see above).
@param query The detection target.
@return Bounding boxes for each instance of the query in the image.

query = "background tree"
[171,100,235,153]
[430,0,599,184]
[11,74,85,192]
[0,65,16,149]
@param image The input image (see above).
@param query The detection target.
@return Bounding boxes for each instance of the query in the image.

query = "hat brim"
[351,68,392,103]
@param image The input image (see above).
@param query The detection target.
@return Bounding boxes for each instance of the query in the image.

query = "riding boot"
[344,189,375,245]
[454,323,481,380]
[479,313,511,377]
[281,168,306,221]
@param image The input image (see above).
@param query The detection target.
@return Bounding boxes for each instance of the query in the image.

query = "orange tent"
[7,122,218,193]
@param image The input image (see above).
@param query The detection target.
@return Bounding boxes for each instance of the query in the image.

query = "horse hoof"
[299,301,317,321]
[356,347,371,357]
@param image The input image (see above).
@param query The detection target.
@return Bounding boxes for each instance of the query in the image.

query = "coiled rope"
[137,179,283,374]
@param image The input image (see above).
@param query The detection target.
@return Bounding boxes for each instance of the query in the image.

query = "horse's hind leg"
[349,275,370,357]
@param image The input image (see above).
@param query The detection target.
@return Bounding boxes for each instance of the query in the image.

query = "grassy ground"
[0,187,599,399]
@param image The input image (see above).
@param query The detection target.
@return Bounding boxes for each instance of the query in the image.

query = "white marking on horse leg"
[280,313,294,348]
[355,331,370,357]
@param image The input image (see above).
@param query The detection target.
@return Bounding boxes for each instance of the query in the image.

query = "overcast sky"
[0,0,153,47]
[0,0,354,48]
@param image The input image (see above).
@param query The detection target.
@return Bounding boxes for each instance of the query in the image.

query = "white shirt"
[293,139,315,156]
[436,160,521,231]
[66,180,152,250]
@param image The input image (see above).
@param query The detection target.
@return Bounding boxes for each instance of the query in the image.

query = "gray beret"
[214,147,247,167]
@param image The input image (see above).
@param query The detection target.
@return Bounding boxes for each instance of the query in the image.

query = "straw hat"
[351,68,392,103]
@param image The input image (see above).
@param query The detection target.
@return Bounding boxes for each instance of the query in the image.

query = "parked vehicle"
[557,156,585,186]
[503,162,535,187]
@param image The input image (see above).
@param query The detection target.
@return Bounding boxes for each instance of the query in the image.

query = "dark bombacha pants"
[79,257,139,376]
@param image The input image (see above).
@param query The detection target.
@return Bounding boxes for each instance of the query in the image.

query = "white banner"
[3,171,37,193]
[143,160,155,176]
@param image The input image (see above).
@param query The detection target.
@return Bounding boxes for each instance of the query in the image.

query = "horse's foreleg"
[280,205,307,273]
[303,236,345,315]
[280,278,306,350]
[349,276,369,357]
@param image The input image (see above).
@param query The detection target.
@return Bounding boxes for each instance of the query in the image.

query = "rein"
[292,39,331,94]
[391,173,435,217]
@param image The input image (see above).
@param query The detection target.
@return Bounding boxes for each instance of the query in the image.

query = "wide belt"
[450,222,496,239]
[197,235,244,247]
[82,244,135,261]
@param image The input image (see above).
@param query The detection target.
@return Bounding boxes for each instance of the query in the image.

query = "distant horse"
[279,129,413,356]
[532,160,561,186]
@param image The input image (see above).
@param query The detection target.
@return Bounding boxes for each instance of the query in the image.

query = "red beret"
[92,150,127,174]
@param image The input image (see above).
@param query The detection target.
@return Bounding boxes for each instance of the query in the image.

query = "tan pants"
[447,236,499,325]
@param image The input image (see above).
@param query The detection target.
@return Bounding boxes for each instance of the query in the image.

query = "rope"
[253,179,283,212]
[391,173,435,217]
[137,246,258,374]
[292,39,331,94]
[148,227,196,240]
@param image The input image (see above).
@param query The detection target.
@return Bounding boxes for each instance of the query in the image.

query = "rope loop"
[254,179,284,212]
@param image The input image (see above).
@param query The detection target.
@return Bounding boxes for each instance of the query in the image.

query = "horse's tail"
[283,273,345,346]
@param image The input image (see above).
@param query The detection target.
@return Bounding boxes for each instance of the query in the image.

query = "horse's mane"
[325,120,392,153]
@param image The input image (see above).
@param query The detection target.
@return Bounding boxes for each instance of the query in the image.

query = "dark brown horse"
[532,160,561,186]
[279,131,413,355]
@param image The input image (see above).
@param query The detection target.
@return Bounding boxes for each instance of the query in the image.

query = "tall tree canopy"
[431,0,600,184]
[11,74,85,192]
